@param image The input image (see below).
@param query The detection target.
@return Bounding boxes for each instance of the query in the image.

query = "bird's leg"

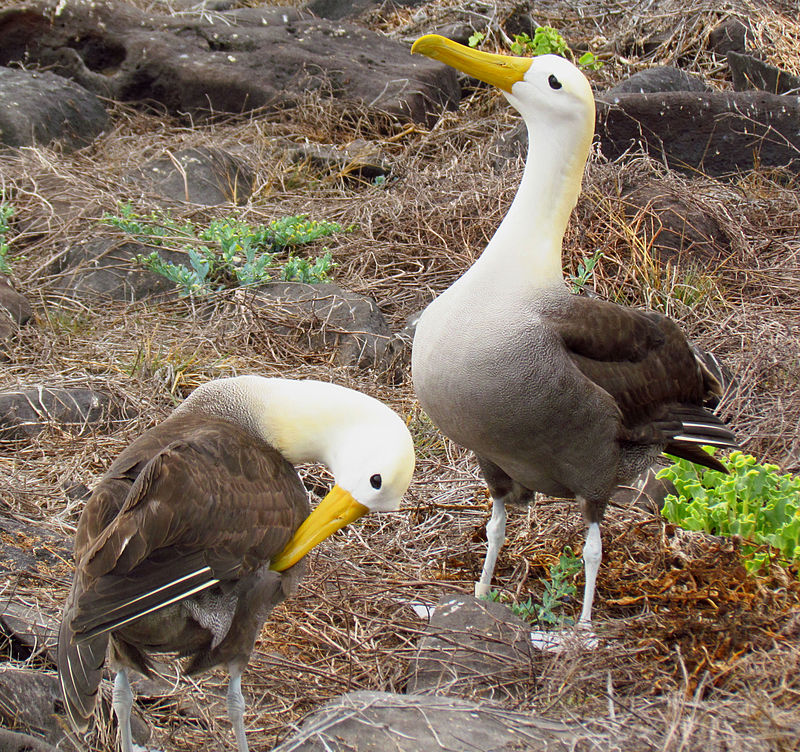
[112,669,134,752]
[475,496,507,598]
[226,664,249,752]
[579,522,602,626]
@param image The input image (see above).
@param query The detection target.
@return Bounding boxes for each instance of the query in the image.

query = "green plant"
[468,30,486,48]
[102,205,341,297]
[569,248,603,293]
[658,450,800,574]
[0,203,15,274]
[468,26,603,70]
[486,547,582,626]
[510,28,568,57]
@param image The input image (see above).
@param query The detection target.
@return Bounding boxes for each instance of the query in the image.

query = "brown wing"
[545,296,735,470]
[546,296,715,425]
[69,413,308,638]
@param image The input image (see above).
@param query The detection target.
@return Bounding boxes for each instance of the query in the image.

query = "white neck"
[175,377,383,470]
[458,113,591,295]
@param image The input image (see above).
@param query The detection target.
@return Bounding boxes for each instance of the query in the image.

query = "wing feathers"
[71,552,220,639]
[553,295,738,471]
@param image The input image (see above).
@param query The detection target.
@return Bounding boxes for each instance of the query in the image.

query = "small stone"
[0,386,135,440]
[125,147,254,206]
[407,594,534,702]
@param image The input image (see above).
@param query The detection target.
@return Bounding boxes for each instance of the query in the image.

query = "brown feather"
[58,412,309,731]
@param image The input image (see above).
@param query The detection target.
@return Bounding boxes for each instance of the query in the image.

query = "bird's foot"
[529,624,598,652]
[474,581,492,599]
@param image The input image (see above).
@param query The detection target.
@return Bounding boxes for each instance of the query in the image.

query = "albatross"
[58,375,415,752]
[410,35,737,628]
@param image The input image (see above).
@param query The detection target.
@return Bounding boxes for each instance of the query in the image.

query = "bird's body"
[58,376,415,752]
[410,36,736,625]
[416,284,729,514]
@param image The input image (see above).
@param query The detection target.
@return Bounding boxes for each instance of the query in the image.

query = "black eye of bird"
[548,74,562,90]
[370,474,382,490]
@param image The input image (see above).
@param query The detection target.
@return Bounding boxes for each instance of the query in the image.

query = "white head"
[176,376,416,569]
[411,35,595,168]
[411,35,596,288]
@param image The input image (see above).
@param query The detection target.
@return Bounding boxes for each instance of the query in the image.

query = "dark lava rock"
[306,0,425,21]
[0,515,71,580]
[620,178,730,265]
[282,139,391,183]
[0,599,59,663]
[0,728,58,752]
[708,18,752,56]
[0,668,72,748]
[245,282,400,372]
[0,67,108,152]
[0,278,32,326]
[0,667,148,751]
[271,690,584,752]
[0,0,458,124]
[52,238,184,302]
[612,466,677,514]
[0,277,33,342]
[595,91,800,176]
[728,51,800,95]
[605,66,711,95]
[125,146,254,205]
[407,594,535,702]
[0,386,135,440]
[492,90,800,176]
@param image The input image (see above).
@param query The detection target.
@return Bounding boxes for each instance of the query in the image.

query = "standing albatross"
[410,36,736,627]
[58,375,414,752]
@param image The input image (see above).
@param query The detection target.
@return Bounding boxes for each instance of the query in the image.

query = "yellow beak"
[270,484,368,571]
[411,34,532,93]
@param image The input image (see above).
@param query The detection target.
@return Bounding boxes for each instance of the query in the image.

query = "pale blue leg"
[112,669,134,752]
[475,496,507,597]
[227,665,249,752]
[579,522,602,626]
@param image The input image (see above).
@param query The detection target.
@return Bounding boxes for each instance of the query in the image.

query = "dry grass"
[2,0,800,749]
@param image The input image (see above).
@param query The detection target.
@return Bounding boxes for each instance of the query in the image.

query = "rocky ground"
[1,0,799,750]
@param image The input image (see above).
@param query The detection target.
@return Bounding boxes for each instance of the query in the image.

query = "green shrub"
[0,203,14,274]
[469,26,603,70]
[486,547,582,626]
[103,204,342,297]
[658,450,800,574]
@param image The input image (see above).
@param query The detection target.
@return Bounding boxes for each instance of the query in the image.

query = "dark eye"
[548,74,562,90]
[370,474,382,490]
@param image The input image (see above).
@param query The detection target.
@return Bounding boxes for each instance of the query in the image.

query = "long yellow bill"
[270,484,368,571]
[411,34,532,93]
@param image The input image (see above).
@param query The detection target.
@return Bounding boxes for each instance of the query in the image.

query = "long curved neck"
[175,377,368,468]
[459,117,591,294]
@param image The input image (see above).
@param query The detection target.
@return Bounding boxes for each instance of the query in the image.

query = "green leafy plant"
[510,28,568,57]
[468,30,485,48]
[570,248,604,293]
[0,203,15,274]
[468,26,603,70]
[577,51,603,71]
[658,450,800,574]
[102,205,341,297]
[486,547,582,626]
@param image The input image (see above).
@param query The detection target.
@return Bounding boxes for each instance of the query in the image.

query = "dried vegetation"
[1,0,799,750]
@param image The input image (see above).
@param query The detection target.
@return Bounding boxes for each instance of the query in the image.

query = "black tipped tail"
[665,406,738,473]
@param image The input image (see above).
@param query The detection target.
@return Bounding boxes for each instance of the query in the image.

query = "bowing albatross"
[58,375,414,752]
[410,36,736,627]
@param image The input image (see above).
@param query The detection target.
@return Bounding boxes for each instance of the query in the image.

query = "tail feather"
[664,406,738,473]
[58,593,108,733]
